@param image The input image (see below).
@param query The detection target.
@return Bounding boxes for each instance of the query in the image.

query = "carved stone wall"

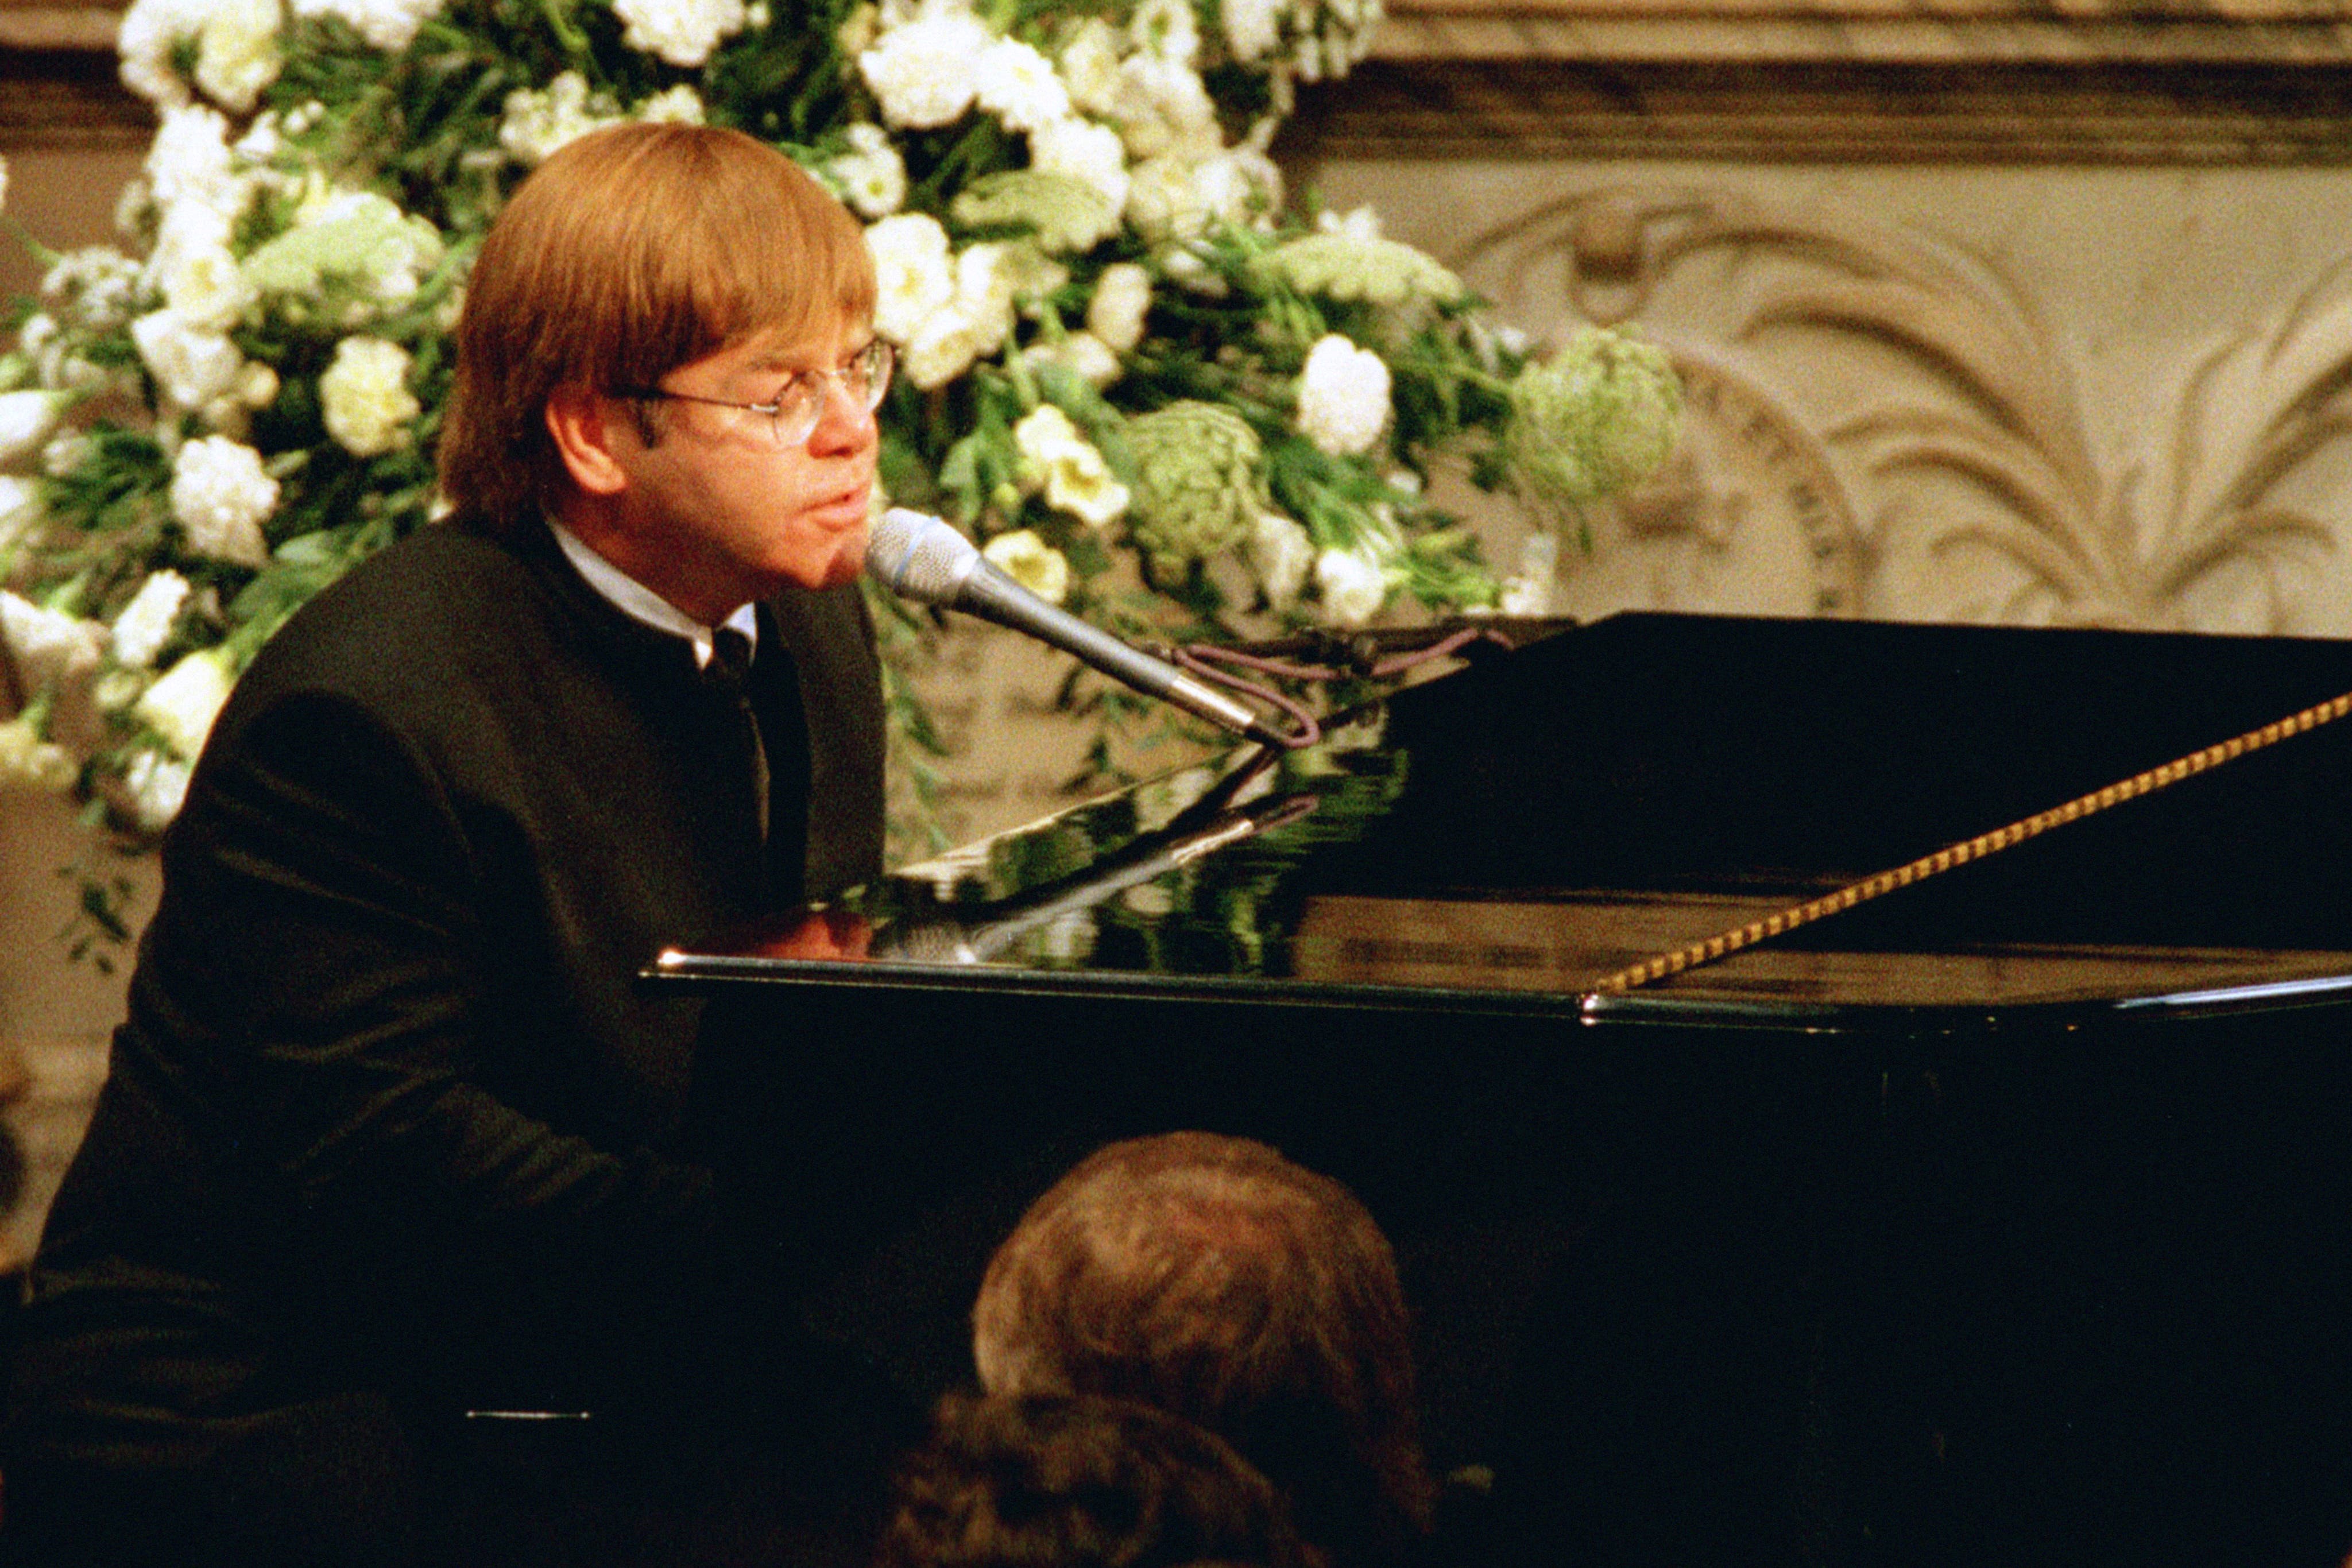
[1279,0,2352,639]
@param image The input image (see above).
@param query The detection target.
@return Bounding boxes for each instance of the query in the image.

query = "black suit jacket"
[5,512,891,1524]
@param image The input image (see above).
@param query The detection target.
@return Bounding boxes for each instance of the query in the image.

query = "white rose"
[499,73,624,166]
[612,0,747,68]
[1127,0,1199,66]
[902,302,993,390]
[149,198,257,331]
[858,13,992,130]
[1193,149,1281,229]
[1020,331,1122,389]
[0,590,106,692]
[1314,546,1387,628]
[132,310,248,412]
[122,747,194,831]
[41,247,142,330]
[865,212,955,346]
[0,391,69,469]
[1085,262,1152,352]
[136,648,236,761]
[1114,55,1218,159]
[289,0,446,52]
[982,529,1070,604]
[1055,20,1123,117]
[0,711,78,795]
[1028,117,1129,215]
[145,103,239,208]
[974,38,1069,133]
[169,435,277,566]
[117,0,206,107]
[635,84,708,123]
[1222,0,1282,63]
[1247,511,1312,607]
[1013,404,1084,471]
[194,0,283,113]
[828,123,906,219]
[319,335,421,457]
[110,570,193,669]
[1297,334,1390,457]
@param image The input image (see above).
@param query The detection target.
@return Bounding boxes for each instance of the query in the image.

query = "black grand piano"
[653,612,2352,1568]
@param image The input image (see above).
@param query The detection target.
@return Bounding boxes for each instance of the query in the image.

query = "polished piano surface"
[652,613,2352,1568]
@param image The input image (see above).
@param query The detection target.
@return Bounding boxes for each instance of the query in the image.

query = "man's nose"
[806,371,876,451]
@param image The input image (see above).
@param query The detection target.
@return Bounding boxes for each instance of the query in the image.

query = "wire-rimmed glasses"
[622,339,894,450]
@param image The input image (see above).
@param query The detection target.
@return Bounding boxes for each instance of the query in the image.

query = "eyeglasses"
[622,339,895,450]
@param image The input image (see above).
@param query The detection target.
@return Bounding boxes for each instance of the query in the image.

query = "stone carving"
[1449,182,2352,633]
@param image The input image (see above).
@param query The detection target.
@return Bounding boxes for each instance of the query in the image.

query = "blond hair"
[438,122,876,531]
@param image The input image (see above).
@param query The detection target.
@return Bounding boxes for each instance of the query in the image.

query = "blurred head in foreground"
[872,1392,1307,1568]
[971,1132,1432,1568]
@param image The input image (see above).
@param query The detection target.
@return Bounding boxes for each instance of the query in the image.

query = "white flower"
[1496,530,1557,615]
[245,187,445,303]
[902,301,995,390]
[0,711,78,794]
[1222,0,1282,63]
[974,38,1069,133]
[41,247,142,330]
[1013,404,1129,526]
[1114,55,1220,160]
[0,475,42,556]
[865,212,955,346]
[0,391,69,469]
[982,529,1070,604]
[149,198,256,331]
[193,0,284,113]
[1317,204,1383,242]
[122,747,193,831]
[1020,331,1121,388]
[1297,334,1390,456]
[828,123,906,219]
[319,336,421,457]
[290,0,446,52]
[169,435,277,566]
[136,648,235,760]
[1314,546,1387,628]
[635,84,708,123]
[612,0,747,68]
[0,591,106,693]
[110,570,192,669]
[116,0,207,106]
[1028,117,1129,218]
[131,310,247,412]
[1055,20,1123,117]
[1128,0,1199,66]
[1085,262,1152,351]
[499,73,624,167]
[1247,511,1312,607]
[145,103,239,209]
[858,13,992,130]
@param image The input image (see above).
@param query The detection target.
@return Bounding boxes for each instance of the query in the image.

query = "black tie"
[708,626,770,854]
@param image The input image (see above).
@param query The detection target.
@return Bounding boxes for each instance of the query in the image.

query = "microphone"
[865,508,1284,745]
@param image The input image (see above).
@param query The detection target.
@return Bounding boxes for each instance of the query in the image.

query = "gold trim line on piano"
[1581,688,2352,1001]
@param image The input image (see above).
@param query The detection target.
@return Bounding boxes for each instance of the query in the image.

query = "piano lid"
[653,612,2352,1027]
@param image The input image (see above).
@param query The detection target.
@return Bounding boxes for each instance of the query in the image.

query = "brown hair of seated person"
[873,1392,1310,1568]
[970,1132,1434,1568]
[436,119,876,533]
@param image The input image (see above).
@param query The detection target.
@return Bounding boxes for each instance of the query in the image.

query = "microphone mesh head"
[866,508,978,605]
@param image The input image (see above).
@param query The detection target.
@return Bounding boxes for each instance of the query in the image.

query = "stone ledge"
[1279,56,2352,162]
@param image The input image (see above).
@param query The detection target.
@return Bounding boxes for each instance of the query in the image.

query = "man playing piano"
[2,122,900,1566]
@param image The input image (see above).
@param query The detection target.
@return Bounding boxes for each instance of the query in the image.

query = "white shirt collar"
[548,520,757,670]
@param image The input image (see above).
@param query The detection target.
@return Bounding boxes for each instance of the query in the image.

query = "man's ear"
[544,385,630,498]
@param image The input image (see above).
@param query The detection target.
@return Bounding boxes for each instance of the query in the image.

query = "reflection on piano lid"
[659,611,2352,1029]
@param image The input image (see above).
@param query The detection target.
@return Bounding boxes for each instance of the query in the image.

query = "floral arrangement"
[0,0,1681,947]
